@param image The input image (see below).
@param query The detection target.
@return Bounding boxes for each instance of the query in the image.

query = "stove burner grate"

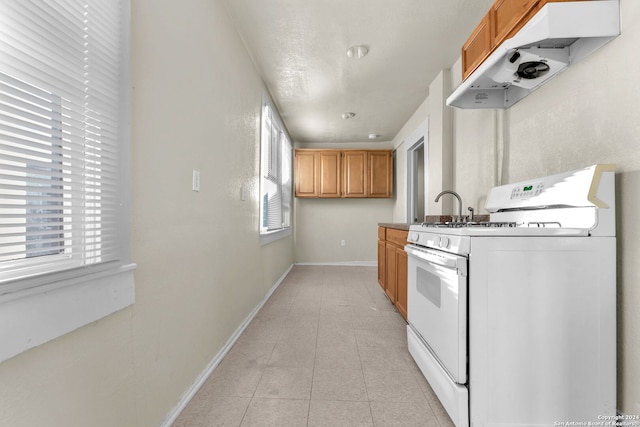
[421,221,519,228]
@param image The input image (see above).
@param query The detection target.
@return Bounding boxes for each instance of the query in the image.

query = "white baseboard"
[159,263,294,427]
[295,261,377,267]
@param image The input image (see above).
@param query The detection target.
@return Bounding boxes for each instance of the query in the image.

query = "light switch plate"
[192,170,200,192]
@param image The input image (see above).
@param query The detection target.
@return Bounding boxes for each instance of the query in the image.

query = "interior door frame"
[406,120,428,224]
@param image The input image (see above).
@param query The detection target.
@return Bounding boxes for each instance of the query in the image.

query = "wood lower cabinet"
[377,228,386,289]
[395,248,408,320]
[385,244,397,304]
[294,149,393,198]
[377,226,408,321]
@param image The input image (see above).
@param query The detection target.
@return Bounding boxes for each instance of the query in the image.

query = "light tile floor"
[173,265,455,427]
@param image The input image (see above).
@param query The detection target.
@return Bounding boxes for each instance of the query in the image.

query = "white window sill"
[0,263,136,363]
[260,227,292,245]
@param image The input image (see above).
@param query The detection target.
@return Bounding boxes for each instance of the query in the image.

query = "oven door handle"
[405,244,467,276]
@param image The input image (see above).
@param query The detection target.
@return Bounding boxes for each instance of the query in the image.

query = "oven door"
[405,244,468,384]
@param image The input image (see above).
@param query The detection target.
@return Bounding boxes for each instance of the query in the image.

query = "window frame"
[0,0,135,363]
[259,94,292,245]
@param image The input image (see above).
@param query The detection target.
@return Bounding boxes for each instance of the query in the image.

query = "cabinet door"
[294,151,318,197]
[378,239,386,290]
[318,151,341,197]
[367,151,393,198]
[343,151,367,197]
[491,0,538,48]
[462,11,493,80]
[385,243,397,304]
[503,0,569,41]
[395,246,408,321]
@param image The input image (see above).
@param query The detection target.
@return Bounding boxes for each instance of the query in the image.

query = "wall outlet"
[340,240,346,246]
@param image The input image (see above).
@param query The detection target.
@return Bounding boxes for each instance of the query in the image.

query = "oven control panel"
[510,182,544,199]
[486,164,615,213]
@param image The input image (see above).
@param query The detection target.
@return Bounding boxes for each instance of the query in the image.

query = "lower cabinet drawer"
[386,228,408,247]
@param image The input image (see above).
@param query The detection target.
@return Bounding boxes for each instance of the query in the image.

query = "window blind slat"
[0,34,86,83]
[0,0,125,283]
[0,160,120,187]
[0,3,86,54]
[0,147,120,176]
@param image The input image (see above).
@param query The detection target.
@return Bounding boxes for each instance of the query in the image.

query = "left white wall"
[0,1,294,426]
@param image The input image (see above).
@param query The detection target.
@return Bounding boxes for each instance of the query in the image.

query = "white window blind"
[260,100,292,235]
[0,1,126,285]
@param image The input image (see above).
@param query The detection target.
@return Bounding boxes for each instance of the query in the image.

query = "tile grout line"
[344,270,378,426]
[238,270,293,427]
[306,272,323,427]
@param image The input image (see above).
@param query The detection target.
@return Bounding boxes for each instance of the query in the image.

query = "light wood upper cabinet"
[462,0,580,81]
[294,149,393,198]
[367,151,393,198]
[294,150,318,197]
[343,151,367,197]
[294,150,341,198]
[318,151,341,197]
[491,0,538,49]
[462,12,493,81]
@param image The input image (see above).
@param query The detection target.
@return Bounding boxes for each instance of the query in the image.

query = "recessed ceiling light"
[341,112,356,119]
[346,45,369,59]
[368,133,379,140]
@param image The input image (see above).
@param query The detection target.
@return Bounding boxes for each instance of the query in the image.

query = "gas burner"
[421,221,519,229]
[446,222,478,228]
[477,221,519,228]
[420,222,445,227]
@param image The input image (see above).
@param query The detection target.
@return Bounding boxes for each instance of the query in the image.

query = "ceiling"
[224,0,494,144]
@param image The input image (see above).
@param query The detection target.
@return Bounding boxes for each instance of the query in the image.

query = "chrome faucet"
[434,190,463,221]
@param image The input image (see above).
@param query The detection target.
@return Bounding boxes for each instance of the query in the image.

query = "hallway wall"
[0,1,294,426]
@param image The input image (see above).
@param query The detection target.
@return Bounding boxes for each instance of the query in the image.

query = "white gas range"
[405,164,617,427]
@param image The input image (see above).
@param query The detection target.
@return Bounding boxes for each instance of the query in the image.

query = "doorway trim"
[406,120,428,224]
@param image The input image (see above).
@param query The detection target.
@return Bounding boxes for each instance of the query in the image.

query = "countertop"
[378,223,411,231]
[379,214,490,230]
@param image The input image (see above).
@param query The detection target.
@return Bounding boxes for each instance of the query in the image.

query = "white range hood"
[446,0,620,109]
